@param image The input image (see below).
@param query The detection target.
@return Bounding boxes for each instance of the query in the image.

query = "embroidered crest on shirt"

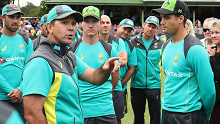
[20,44,24,52]
[154,42,158,48]
[98,53,104,63]
[99,53,104,60]
[173,55,179,66]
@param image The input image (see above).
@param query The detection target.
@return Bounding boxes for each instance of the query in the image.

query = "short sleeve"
[22,57,53,97]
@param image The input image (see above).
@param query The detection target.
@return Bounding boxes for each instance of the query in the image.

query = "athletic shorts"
[112,91,124,119]
[1,100,25,123]
[123,89,128,114]
[84,114,117,124]
[162,108,208,124]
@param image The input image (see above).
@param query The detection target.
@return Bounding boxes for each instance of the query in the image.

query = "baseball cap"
[82,6,100,20]
[145,16,159,27]
[119,19,134,31]
[47,5,83,23]
[40,14,48,25]
[152,0,189,17]
[2,4,24,16]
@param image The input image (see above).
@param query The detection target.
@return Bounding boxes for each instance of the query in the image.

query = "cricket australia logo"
[1,45,6,51]
[137,42,140,45]
[154,42,158,48]
[86,8,96,15]
[20,44,24,52]
[162,0,170,7]
[98,53,104,63]
[173,55,179,66]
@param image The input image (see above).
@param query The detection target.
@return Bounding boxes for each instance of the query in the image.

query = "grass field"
[121,72,165,124]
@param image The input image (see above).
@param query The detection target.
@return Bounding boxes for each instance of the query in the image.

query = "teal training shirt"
[162,38,215,121]
[120,39,137,91]
[131,33,164,89]
[73,39,119,118]
[142,37,154,51]
[0,33,33,100]
[107,35,126,91]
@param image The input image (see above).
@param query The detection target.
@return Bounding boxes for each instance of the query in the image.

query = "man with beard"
[0,4,34,122]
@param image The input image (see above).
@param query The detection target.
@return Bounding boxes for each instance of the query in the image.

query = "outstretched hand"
[102,57,120,73]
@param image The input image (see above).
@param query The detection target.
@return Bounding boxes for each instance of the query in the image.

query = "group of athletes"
[0,0,218,124]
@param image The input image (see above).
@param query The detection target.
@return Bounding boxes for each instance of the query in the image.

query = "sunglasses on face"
[203,28,210,32]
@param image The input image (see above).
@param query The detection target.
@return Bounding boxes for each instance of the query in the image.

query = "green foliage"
[20,0,51,18]
[38,0,51,17]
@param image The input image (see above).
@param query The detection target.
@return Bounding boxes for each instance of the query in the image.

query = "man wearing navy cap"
[130,16,164,124]
[0,4,33,122]
[22,5,120,124]
[152,0,215,123]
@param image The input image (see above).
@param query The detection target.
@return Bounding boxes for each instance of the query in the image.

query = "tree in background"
[20,0,50,17]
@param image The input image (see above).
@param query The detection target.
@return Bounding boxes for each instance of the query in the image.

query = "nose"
[160,19,164,25]
[67,24,75,31]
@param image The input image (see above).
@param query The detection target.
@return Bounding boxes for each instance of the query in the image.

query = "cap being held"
[40,14,48,25]
[145,16,159,27]
[119,19,134,31]
[82,6,100,20]
[47,5,83,23]
[152,0,189,17]
[2,4,24,16]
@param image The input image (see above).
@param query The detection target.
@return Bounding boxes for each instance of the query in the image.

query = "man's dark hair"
[174,14,187,28]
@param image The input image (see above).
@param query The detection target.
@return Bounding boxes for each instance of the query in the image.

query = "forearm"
[24,95,47,124]
[121,66,135,86]
[111,72,119,90]
[92,65,112,85]
[0,74,14,94]
[119,52,127,67]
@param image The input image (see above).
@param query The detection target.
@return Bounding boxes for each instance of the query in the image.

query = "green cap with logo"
[47,5,83,23]
[2,4,24,16]
[152,0,189,17]
[82,6,100,20]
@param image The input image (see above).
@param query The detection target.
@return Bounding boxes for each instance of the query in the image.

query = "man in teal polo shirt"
[0,4,33,122]
[70,6,119,124]
[22,5,120,124]
[99,15,129,124]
